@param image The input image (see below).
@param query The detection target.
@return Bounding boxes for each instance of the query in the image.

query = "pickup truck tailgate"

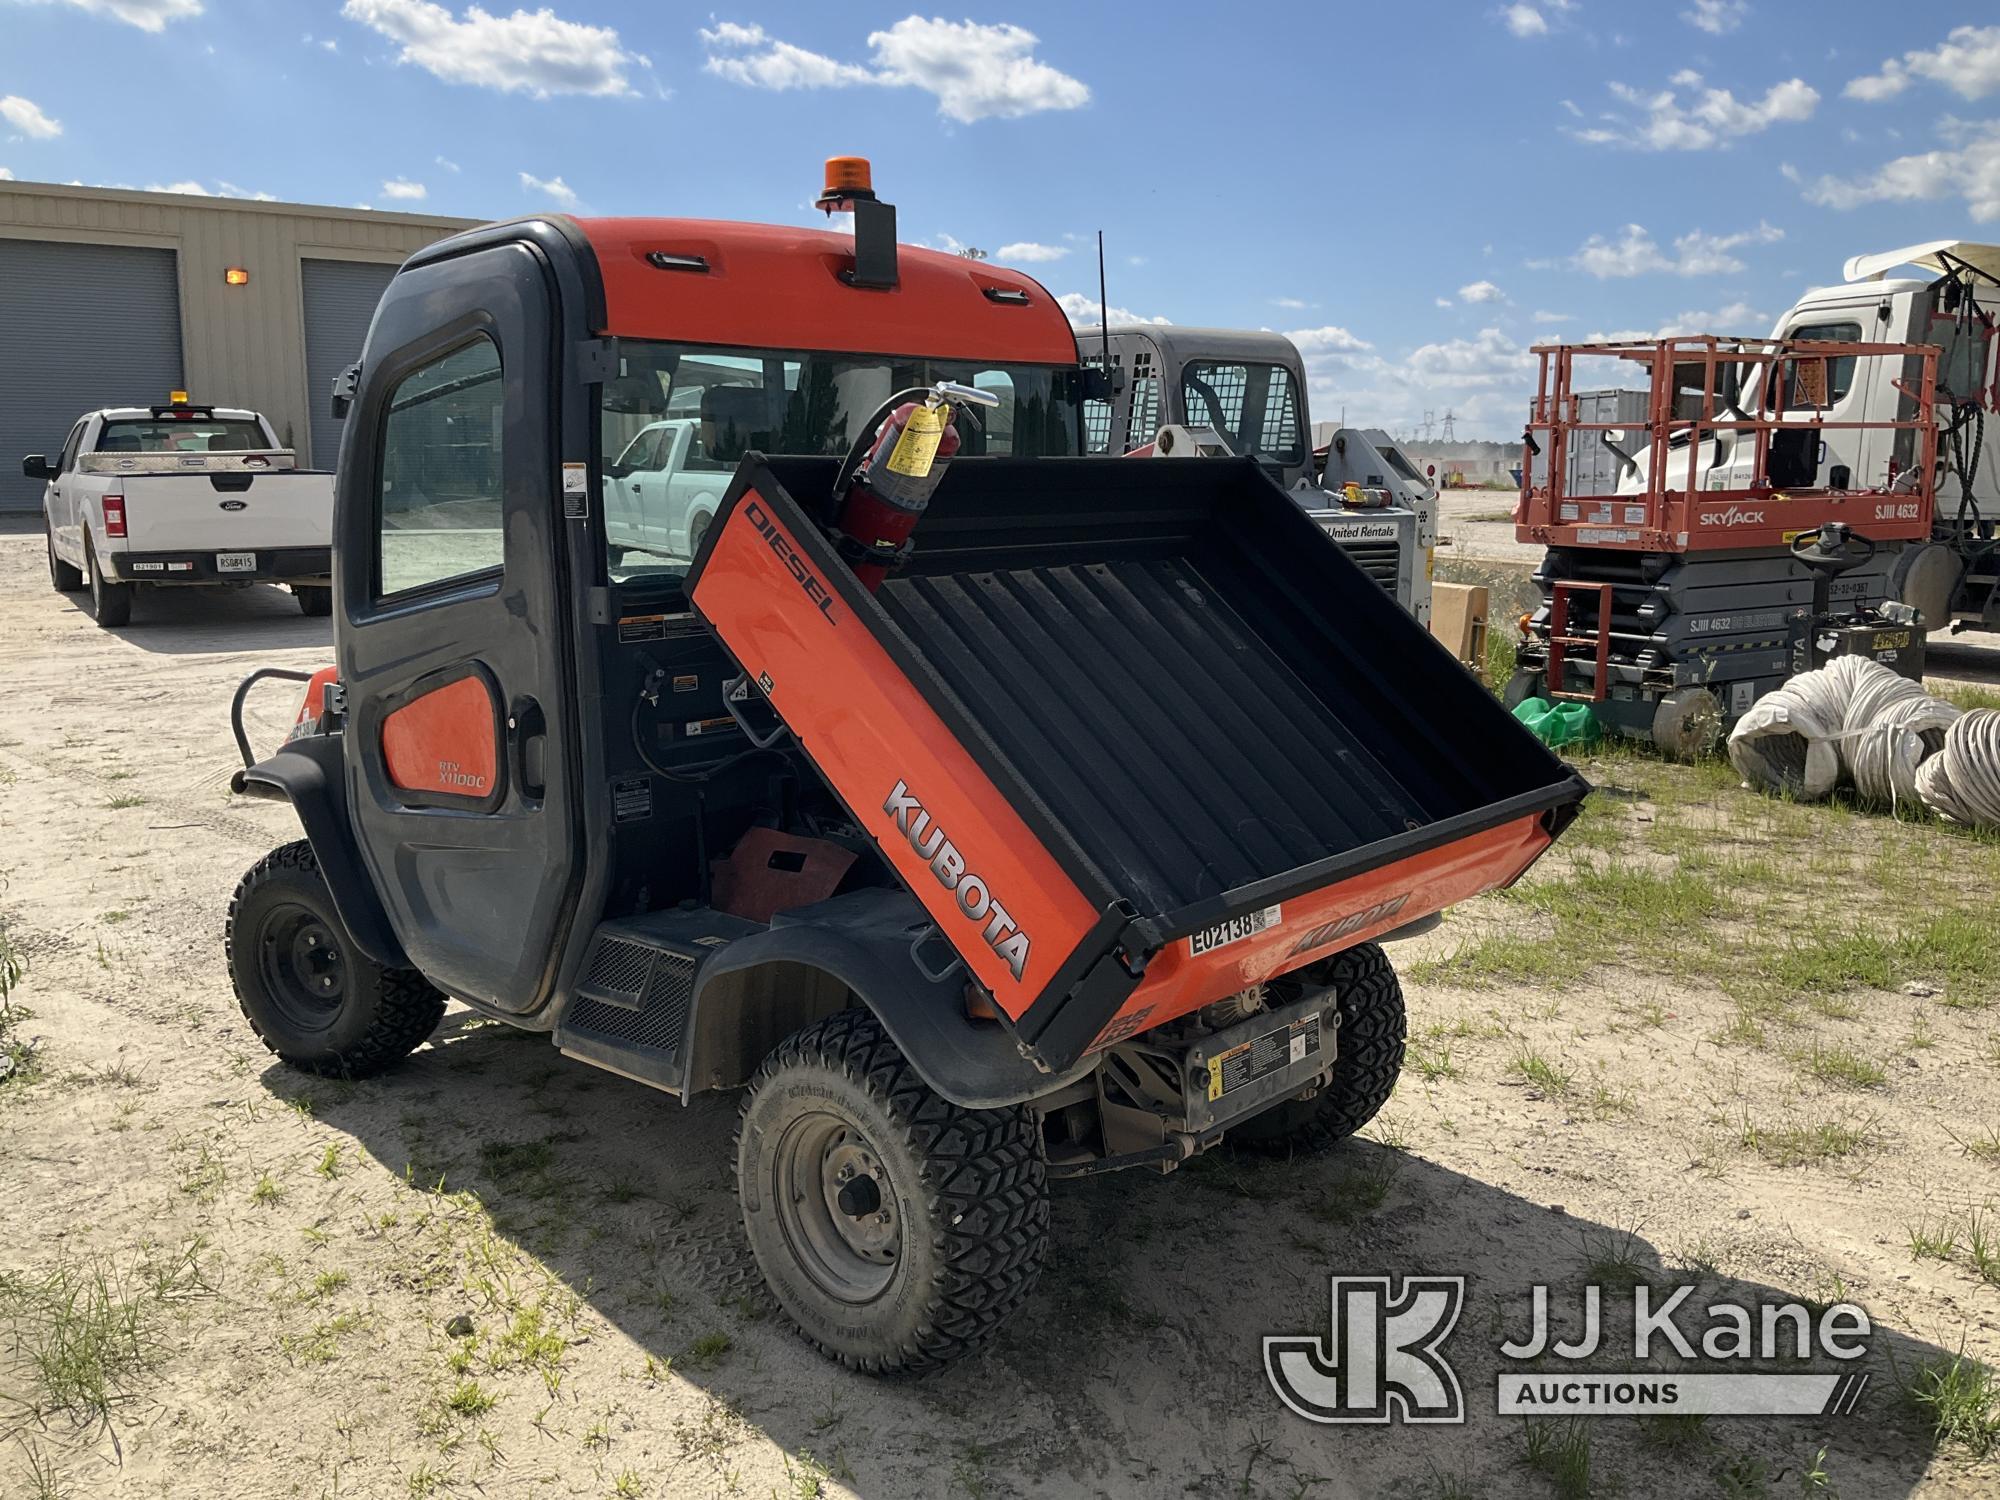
[688,455,1587,1073]
[120,471,335,552]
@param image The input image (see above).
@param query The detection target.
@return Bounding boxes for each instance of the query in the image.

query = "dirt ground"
[3,512,2000,1500]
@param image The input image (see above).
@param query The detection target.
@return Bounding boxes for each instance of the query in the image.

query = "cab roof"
[95,406,260,422]
[570,217,1079,367]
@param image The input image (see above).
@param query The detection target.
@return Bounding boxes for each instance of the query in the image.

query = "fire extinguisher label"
[885,405,946,478]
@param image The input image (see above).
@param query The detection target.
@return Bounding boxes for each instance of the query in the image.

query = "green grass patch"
[1735,1108,1879,1167]
[1903,1349,2000,1455]
[1794,1040,1887,1090]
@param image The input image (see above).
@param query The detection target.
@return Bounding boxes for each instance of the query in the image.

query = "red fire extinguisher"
[831,382,998,590]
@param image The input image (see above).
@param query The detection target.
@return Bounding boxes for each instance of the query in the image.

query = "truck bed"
[689,455,1586,1071]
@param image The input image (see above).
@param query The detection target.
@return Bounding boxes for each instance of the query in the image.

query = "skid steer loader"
[225,162,1587,1372]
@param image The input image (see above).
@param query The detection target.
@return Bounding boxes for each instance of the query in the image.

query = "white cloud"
[381,177,427,200]
[304,31,338,51]
[518,169,578,208]
[1533,310,1575,323]
[1572,72,1818,150]
[994,241,1068,263]
[341,0,644,98]
[138,179,275,200]
[435,155,460,172]
[0,95,62,140]
[0,167,13,180]
[1586,303,1769,341]
[1458,279,1505,304]
[1272,296,1314,310]
[1845,25,2000,103]
[1057,292,1167,328]
[1683,0,1747,35]
[701,16,1088,123]
[1435,296,1453,308]
[1557,221,1783,277]
[23,0,201,31]
[1286,326,1375,355]
[1503,5,1547,38]
[1794,119,2000,222]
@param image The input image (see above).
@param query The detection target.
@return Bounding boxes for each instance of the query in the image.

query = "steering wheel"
[1788,522,1877,576]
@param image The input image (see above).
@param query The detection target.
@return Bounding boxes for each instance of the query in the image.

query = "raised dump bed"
[688,454,1587,1072]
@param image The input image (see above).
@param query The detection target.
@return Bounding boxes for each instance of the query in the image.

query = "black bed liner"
[750,455,1586,938]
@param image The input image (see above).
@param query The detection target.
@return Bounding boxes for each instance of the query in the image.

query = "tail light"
[103,495,127,538]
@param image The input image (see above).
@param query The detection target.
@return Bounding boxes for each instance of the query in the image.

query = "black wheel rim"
[769,1110,901,1304]
[256,901,348,1032]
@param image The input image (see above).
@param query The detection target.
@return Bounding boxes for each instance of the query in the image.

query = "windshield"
[97,417,269,453]
[1178,361,1303,465]
[599,341,1083,583]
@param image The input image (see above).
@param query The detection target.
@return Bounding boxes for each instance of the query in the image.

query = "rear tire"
[84,538,132,627]
[47,520,83,592]
[227,840,444,1078]
[1231,944,1406,1154]
[1651,685,1723,760]
[293,584,332,617]
[736,1009,1049,1373]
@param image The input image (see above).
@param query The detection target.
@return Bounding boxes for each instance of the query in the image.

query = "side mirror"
[21,454,52,481]
[1600,429,1638,478]
[330,360,361,420]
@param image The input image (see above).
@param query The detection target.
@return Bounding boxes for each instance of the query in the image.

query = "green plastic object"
[1511,696,1601,748]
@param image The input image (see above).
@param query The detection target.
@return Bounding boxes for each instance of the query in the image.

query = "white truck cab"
[29,396,335,627]
[1590,241,1999,629]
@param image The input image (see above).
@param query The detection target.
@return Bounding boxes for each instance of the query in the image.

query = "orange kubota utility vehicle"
[225,161,1587,1372]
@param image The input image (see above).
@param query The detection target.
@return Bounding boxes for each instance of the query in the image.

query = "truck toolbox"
[688,453,1588,1072]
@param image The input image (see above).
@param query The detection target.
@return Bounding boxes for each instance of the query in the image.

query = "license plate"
[1187,903,1282,956]
[215,552,257,573]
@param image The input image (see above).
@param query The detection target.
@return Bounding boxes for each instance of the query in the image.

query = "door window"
[58,421,86,473]
[376,338,505,598]
[1783,321,1862,407]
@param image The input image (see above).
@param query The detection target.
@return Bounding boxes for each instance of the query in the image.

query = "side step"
[554,909,760,1094]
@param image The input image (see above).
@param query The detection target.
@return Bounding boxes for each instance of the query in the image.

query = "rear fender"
[231,734,407,967]
[681,889,1098,1110]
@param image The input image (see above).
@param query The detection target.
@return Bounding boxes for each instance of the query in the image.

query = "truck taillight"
[103,496,127,538]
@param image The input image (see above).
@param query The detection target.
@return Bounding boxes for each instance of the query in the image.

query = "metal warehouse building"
[0,180,478,512]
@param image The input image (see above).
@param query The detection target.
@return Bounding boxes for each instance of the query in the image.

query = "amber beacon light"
[815,156,874,211]
[223,266,250,287]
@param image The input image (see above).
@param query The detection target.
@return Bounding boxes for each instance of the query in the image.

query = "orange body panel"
[689,489,1102,1014]
[572,218,1078,365]
[287,666,341,740]
[1084,814,1557,1053]
[382,676,499,799]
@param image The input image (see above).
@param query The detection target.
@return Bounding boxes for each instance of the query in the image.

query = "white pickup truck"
[28,397,335,627]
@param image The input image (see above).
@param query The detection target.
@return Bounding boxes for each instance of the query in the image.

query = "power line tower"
[1439,409,1459,443]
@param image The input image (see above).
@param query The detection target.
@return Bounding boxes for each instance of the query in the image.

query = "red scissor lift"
[1509,335,1939,753]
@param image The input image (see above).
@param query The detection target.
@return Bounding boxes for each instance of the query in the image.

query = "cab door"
[334,240,581,1015]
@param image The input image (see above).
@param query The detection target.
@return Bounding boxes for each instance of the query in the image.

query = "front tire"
[227,841,444,1077]
[1502,667,1545,709]
[736,1009,1049,1373]
[293,584,332,617]
[47,520,83,592]
[1232,943,1406,1154]
[84,538,132,627]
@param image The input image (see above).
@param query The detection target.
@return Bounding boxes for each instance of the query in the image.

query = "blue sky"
[3,1,1998,438]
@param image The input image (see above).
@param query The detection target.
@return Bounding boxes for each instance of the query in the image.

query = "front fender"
[231,734,408,967]
[682,889,1099,1110]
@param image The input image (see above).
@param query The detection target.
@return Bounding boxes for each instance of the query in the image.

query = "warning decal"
[1206,1014,1323,1102]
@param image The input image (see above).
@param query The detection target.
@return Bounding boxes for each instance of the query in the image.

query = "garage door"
[0,239,184,512]
[302,258,399,472]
